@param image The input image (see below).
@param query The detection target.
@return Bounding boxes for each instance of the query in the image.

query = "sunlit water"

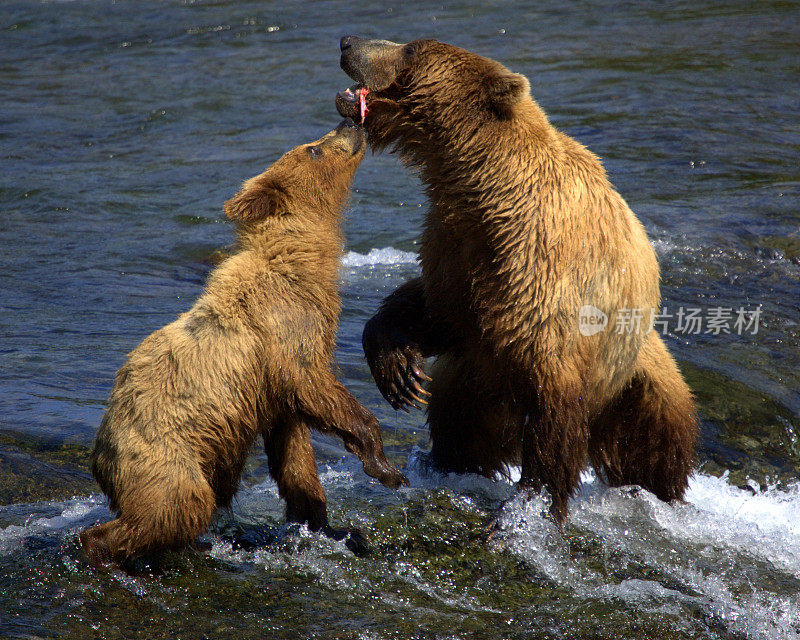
[1,1,798,638]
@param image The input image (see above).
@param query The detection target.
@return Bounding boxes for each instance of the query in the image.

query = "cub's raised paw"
[361,457,409,490]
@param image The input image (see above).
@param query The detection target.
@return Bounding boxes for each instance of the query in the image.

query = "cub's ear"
[486,71,530,117]
[224,178,287,222]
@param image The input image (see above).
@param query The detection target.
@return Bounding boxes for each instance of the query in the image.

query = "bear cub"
[80,119,407,567]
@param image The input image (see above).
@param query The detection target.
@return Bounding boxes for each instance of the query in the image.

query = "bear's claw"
[361,456,409,490]
[383,346,431,412]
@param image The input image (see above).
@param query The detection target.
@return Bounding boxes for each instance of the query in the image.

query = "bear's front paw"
[363,319,431,411]
[388,346,430,413]
[361,456,410,490]
[371,346,431,413]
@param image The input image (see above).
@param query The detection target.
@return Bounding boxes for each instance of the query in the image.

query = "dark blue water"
[1,2,799,639]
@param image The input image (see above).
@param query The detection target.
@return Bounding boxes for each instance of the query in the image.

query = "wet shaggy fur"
[80,123,407,566]
[339,38,698,520]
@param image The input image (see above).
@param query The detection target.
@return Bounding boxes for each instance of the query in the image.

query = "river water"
[1,1,799,638]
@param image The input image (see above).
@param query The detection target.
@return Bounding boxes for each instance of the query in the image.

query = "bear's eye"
[308,146,322,159]
[403,43,419,57]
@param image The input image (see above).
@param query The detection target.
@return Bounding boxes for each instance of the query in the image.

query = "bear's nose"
[336,118,360,131]
[340,36,359,51]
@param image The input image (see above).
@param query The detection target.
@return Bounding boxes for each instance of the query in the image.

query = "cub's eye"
[308,146,322,158]
[403,43,418,57]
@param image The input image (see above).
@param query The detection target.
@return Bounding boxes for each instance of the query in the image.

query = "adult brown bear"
[81,120,407,567]
[336,37,697,521]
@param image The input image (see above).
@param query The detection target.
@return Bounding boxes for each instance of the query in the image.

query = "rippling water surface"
[1,1,799,638]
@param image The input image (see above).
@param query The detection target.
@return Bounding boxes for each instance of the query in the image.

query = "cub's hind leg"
[80,462,215,567]
[263,414,328,531]
[263,413,369,554]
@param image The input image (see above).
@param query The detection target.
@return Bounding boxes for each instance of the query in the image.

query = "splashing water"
[341,247,419,268]
[1,0,798,638]
[2,461,798,639]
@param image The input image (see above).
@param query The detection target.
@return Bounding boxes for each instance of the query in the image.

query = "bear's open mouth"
[336,84,370,124]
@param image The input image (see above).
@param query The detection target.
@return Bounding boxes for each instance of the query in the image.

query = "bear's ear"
[486,71,530,118]
[224,178,287,223]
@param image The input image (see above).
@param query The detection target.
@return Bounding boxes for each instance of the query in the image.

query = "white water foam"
[0,495,109,554]
[341,247,418,268]
[2,460,799,638]
[651,238,678,256]
[403,449,800,638]
[487,469,800,640]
